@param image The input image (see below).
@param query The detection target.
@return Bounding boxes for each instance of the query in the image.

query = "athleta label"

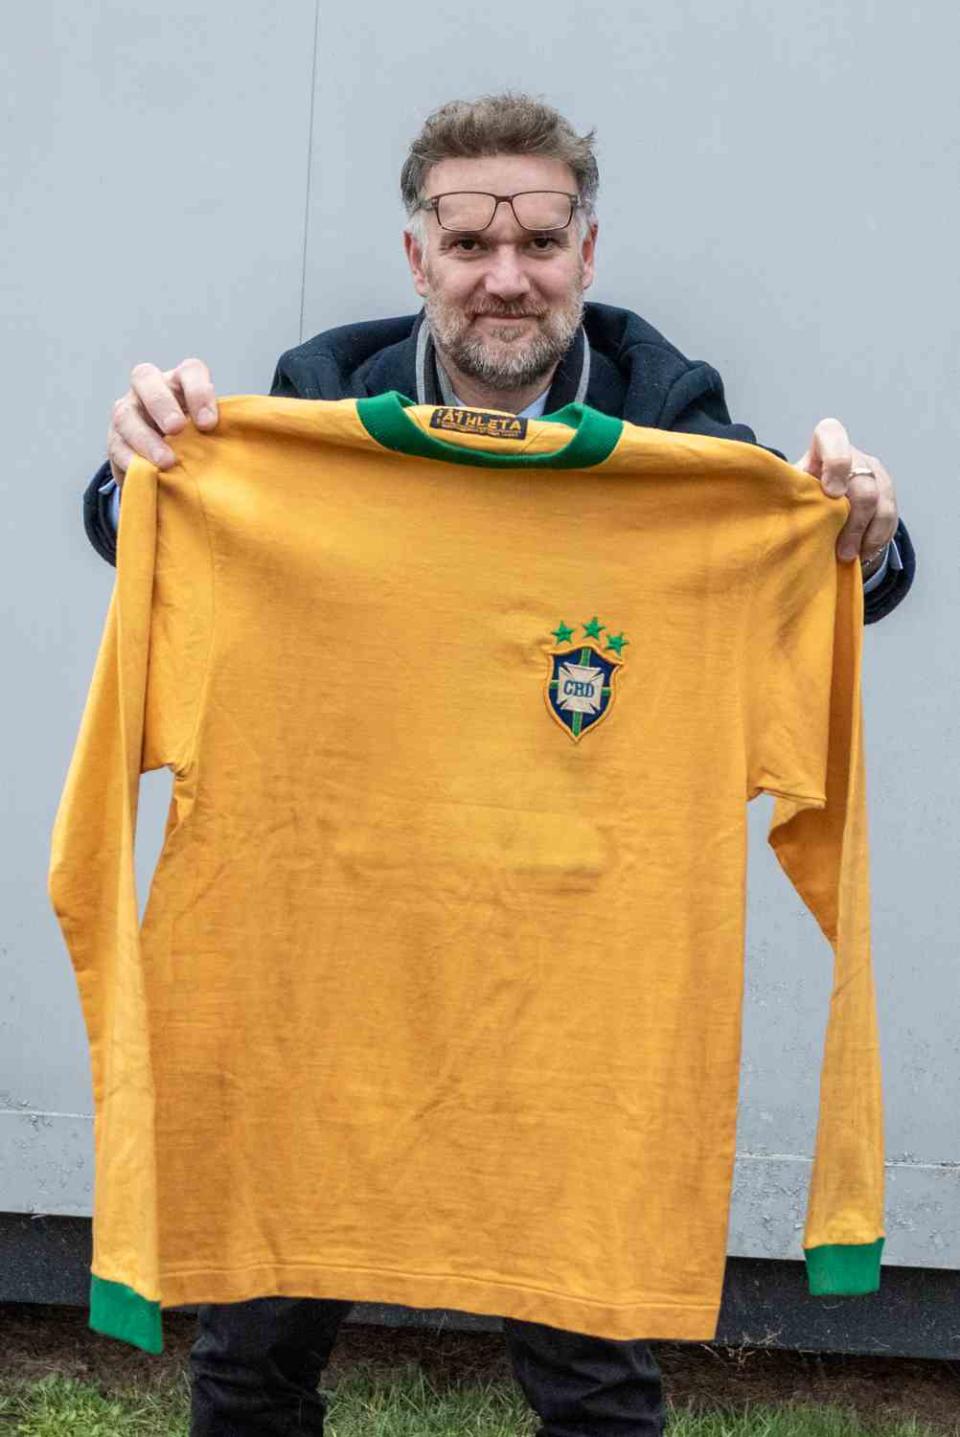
[429,407,528,440]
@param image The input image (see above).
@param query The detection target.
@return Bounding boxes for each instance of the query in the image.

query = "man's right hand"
[107,358,219,489]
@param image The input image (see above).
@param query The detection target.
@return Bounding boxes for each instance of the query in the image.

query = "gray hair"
[401,91,598,252]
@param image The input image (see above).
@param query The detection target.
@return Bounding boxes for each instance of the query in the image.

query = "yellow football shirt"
[48,393,884,1353]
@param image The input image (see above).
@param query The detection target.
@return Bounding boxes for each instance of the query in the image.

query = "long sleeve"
[49,449,211,1353]
[743,483,885,1296]
[862,516,915,624]
[97,473,122,532]
[83,459,122,567]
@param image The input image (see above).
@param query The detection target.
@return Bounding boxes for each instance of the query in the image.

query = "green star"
[605,632,630,654]
[582,616,605,640]
[552,620,575,644]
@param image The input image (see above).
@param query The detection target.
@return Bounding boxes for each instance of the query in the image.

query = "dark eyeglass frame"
[416,189,582,233]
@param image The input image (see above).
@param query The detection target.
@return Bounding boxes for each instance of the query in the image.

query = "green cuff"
[804,1237,884,1296]
[90,1273,164,1353]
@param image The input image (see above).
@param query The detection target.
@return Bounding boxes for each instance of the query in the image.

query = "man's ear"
[403,228,429,299]
[580,219,599,291]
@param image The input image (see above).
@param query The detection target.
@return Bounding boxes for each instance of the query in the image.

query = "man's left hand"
[794,418,899,573]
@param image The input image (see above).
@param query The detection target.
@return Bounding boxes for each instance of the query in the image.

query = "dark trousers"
[189,1296,665,1436]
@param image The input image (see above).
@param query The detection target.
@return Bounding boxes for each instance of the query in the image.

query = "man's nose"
[481,244,533,300]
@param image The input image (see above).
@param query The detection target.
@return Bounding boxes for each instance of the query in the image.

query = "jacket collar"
[292,301,701,428]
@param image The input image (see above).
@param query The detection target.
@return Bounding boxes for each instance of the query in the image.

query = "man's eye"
[446,236,560,254]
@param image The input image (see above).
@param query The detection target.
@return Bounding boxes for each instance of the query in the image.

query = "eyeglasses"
[417,190,581,233]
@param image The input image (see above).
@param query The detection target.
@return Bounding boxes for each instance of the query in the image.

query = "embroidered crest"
[543,616,628,743]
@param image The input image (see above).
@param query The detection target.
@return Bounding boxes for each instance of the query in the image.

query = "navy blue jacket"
[82,301,914,623]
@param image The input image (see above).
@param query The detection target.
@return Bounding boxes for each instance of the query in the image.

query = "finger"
[836,472,878,559]
[115,404,178,469]
[863,454,898,522]
[814,419,852,498]
[858,496,899,556]
[107,436,133,490]
[129,361,189,437]
[168,357,218,429]
[837,516,871,560]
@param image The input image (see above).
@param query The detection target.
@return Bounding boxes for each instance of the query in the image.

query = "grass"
[0,1360,950,1437]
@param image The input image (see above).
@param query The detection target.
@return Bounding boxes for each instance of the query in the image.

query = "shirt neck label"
[429,407,528,441]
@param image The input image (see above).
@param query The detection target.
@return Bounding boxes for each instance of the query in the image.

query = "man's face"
[403,154,597,391]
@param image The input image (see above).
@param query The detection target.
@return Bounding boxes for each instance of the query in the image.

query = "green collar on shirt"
[356,390,622,469]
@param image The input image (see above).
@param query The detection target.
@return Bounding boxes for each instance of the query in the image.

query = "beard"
[424,271,586,392]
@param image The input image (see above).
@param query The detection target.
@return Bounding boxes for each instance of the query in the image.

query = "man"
[79,93,913,1436]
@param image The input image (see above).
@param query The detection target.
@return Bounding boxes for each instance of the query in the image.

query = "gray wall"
[4,1,956,1281]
